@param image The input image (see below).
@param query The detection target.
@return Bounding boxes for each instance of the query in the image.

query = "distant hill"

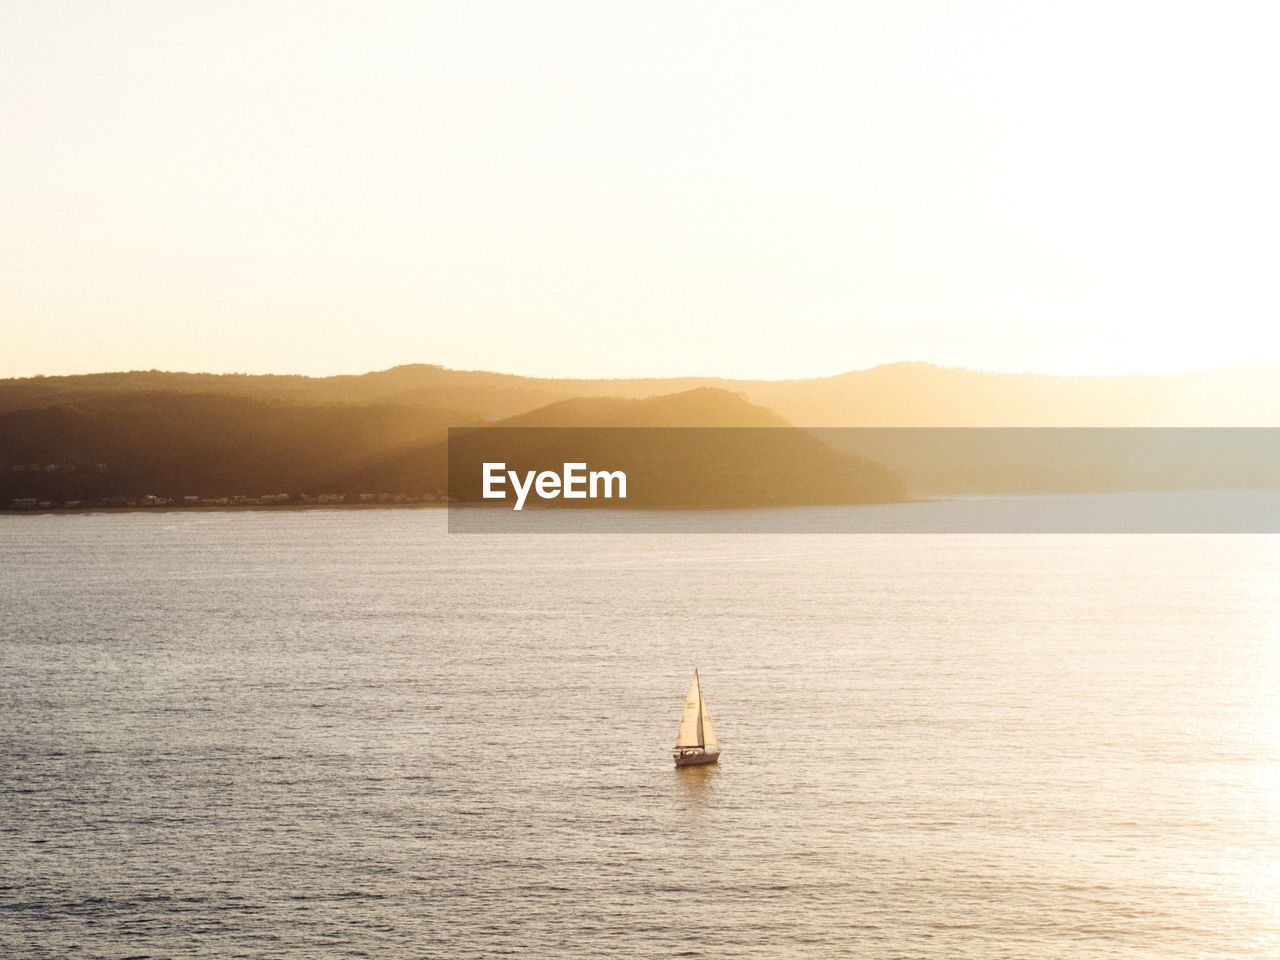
[0,383,853,505]
[495,387,789,429]
[4,360,1278,508]
[440,389,903,508]
[745,362,1280,427]
[0,392,476,502]
[4,360,1278,426]
[342,387,901,507]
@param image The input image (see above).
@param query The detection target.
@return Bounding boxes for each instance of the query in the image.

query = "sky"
[2,1,1278,380]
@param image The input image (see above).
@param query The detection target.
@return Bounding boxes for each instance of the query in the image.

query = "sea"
[2,508,1278,958]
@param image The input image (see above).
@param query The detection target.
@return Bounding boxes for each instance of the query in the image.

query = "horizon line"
[4,358,1277,386]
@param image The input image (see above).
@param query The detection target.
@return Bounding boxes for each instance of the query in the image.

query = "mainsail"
[674,670,705,748]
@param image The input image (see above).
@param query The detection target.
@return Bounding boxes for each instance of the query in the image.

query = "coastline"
[0,502,449,518]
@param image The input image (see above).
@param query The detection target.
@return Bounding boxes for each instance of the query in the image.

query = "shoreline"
[0,502,449,518]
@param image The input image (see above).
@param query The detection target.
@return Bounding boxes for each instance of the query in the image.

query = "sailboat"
[673,668,720,767]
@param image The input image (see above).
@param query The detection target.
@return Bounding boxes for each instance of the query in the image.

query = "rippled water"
[2,510,1279,958]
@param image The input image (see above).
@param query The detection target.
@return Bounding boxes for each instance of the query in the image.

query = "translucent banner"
[446,428,1280,533]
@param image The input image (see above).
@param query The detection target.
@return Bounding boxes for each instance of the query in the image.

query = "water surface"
[2,510,1279,957]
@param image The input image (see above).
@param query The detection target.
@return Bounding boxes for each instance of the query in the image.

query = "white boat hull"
[673,748,720,767]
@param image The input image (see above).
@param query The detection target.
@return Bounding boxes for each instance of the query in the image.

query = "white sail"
[674,670,704,747]
[700,695,718,749]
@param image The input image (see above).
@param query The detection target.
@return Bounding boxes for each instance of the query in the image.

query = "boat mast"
[694,668,704,748]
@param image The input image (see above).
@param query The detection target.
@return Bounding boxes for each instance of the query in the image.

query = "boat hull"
[673,749,720,767]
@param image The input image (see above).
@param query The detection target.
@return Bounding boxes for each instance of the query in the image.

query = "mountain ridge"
[5,360,1278,426]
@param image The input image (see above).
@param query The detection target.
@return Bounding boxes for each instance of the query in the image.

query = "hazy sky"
[3,2,1278,379]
